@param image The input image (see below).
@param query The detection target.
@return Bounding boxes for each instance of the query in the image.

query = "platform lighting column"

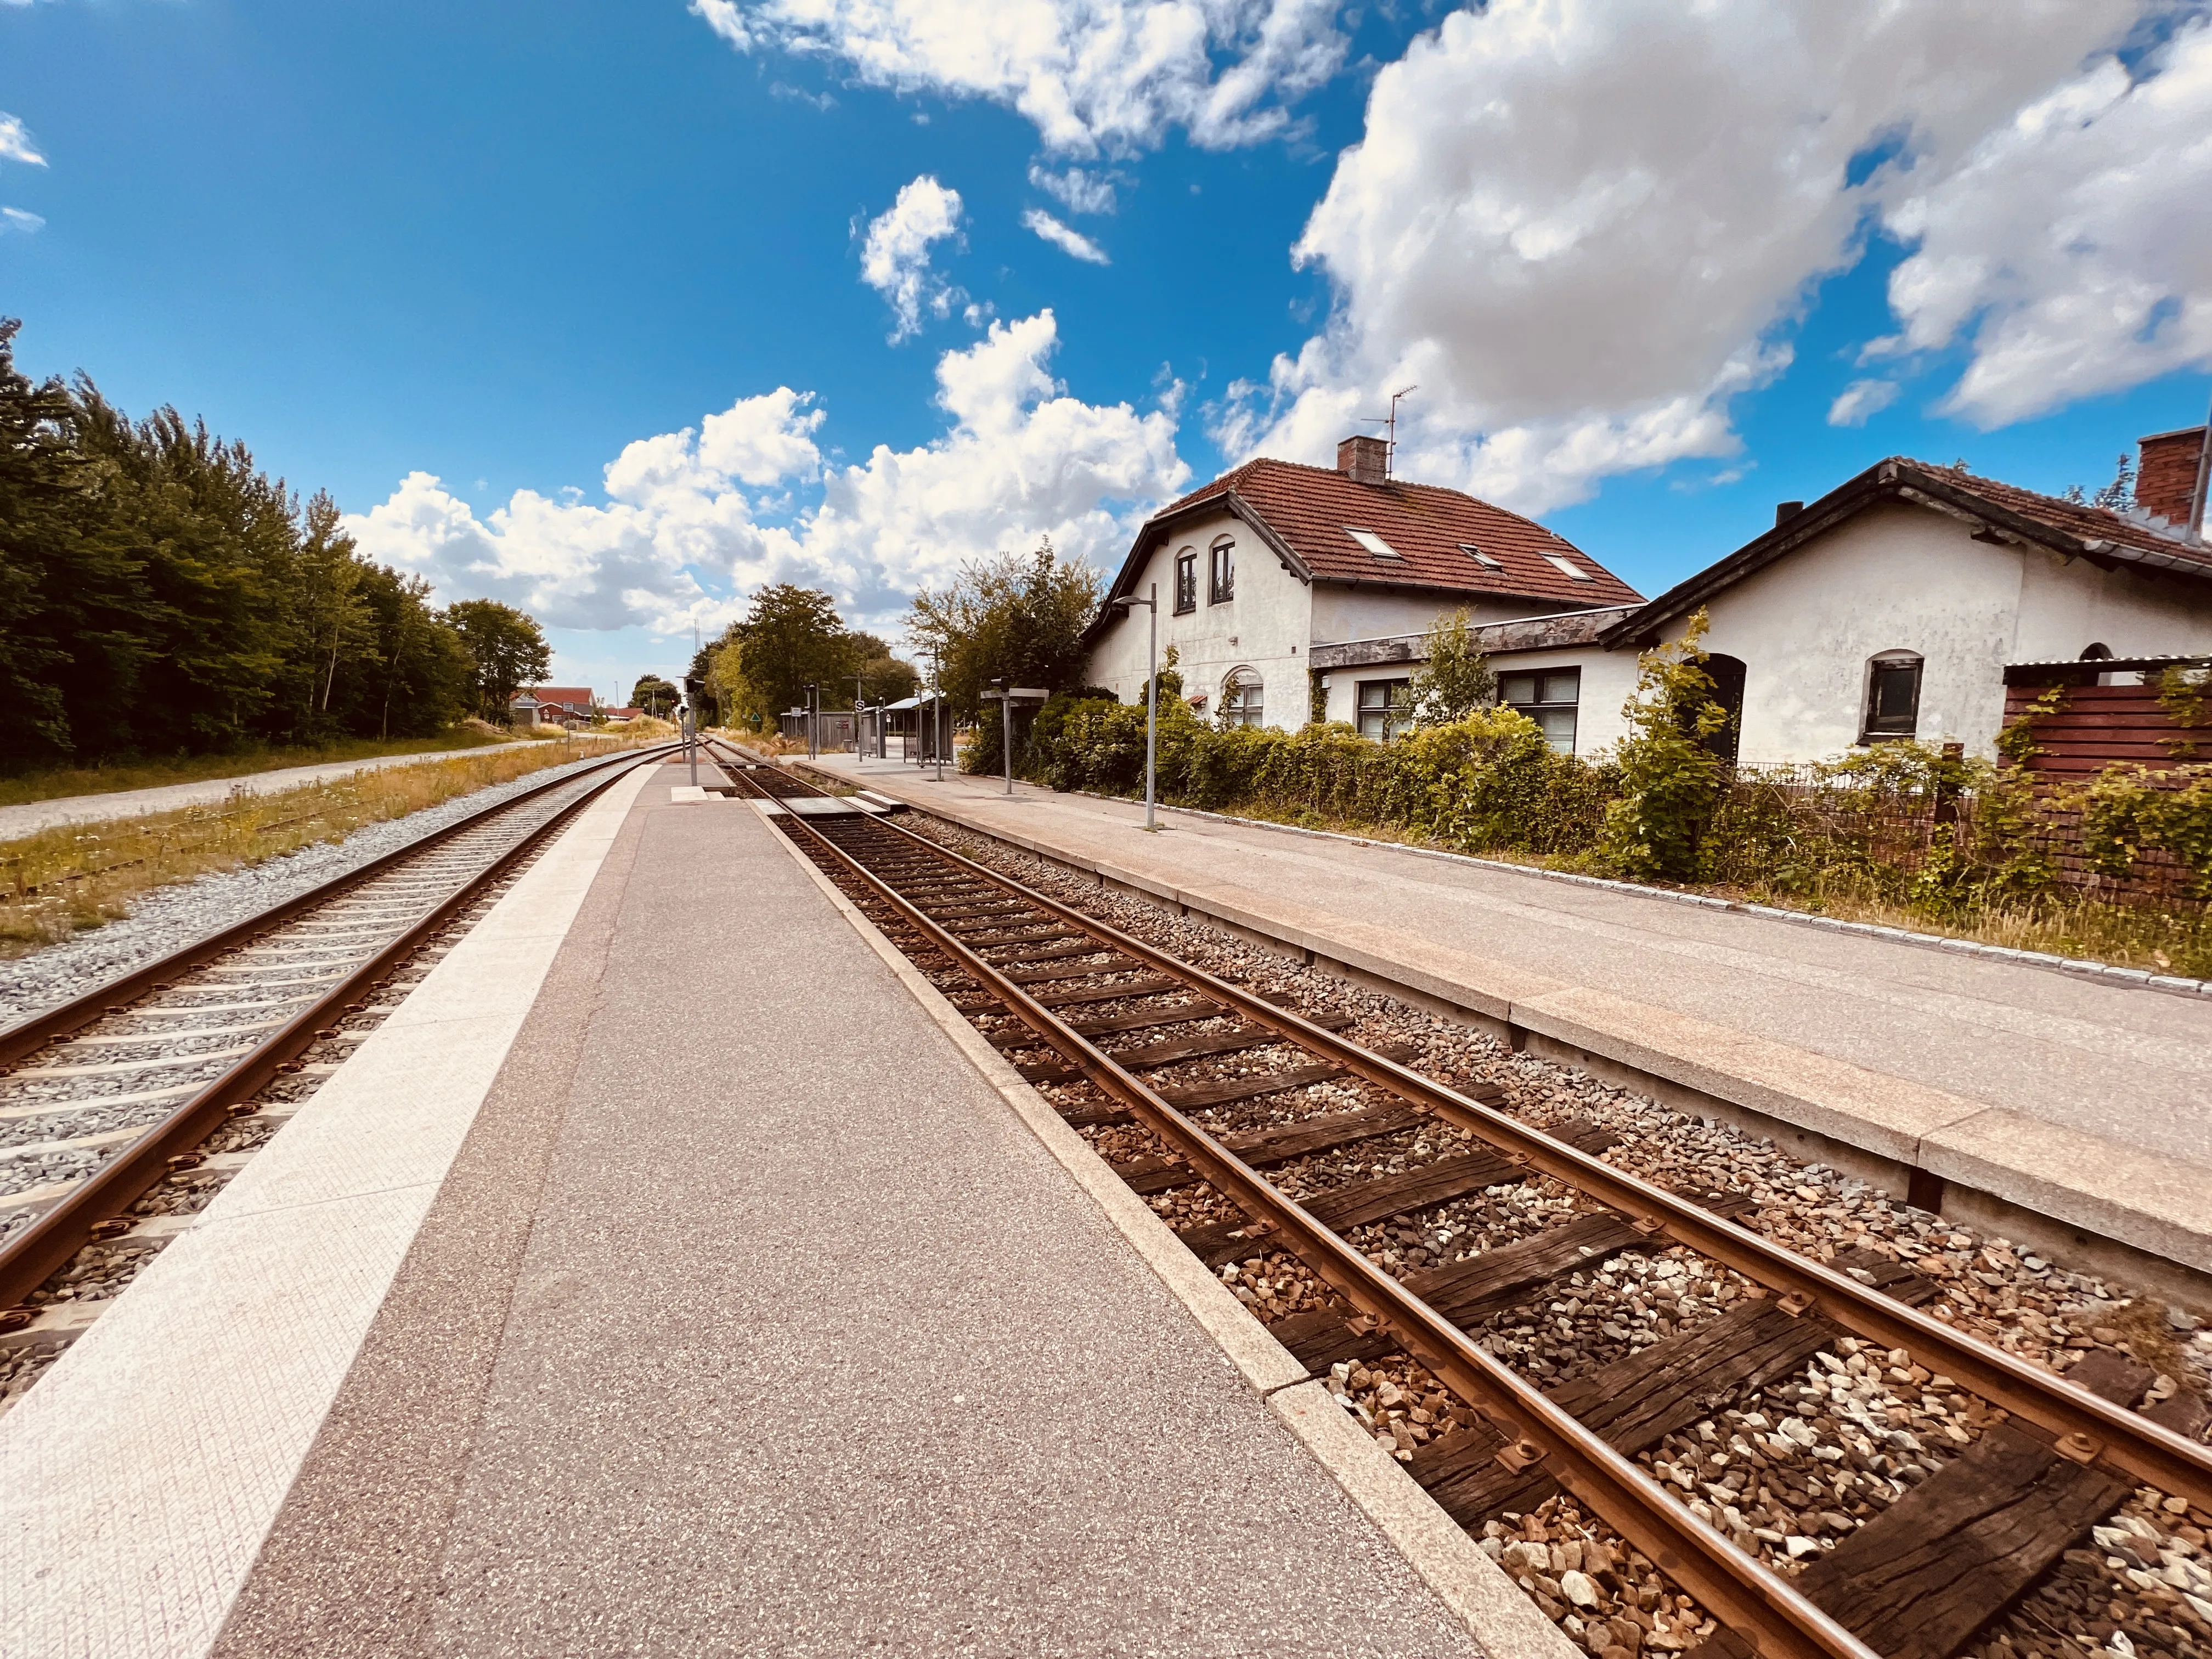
[931,645,947,783]
[1111,583,1160,832]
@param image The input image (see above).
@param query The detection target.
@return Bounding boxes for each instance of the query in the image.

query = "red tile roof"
[1903,462,2212,572]
[515,686,596,710]
[1151,457,1644,609]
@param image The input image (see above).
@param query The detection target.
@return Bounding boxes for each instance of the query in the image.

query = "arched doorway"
[1705,653,1747,764]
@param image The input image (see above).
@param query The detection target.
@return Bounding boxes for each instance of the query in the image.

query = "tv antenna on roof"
[1356,385,1418,479]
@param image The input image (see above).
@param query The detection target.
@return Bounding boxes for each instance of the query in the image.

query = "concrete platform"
[0,759,1549,1657]
[803,755,2212,1302]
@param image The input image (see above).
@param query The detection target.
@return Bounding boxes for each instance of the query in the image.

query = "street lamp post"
[1111,582,1160,831]
[930,645,946,782]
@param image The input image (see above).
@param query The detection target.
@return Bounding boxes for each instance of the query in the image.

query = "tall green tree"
[631,673,679,719]
[0,318,94,757]
[727,584,860,715]
[907,541,1101,716]
[444,598,552,721]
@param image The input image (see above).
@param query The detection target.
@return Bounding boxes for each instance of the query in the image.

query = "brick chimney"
[1337,434,1389,487]
[2135,425,2208,529]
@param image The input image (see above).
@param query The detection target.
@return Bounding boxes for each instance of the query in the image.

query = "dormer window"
[1345,528,1401,560]
[1543,554,1594,582]
[1460,543,1502,569]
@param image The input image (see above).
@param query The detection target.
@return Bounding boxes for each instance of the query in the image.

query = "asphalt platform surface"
[209,766,1486,1657]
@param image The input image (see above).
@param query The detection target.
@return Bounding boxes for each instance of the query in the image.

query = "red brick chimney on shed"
[1336,434,1389,487]
[2136,424,2209,532]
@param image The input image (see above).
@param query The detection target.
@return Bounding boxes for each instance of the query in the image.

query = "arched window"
[1173,547,1198,614]
[1861,650,1922,743]
[2080,642,2112,660]
[1209,537,1235,603]
[1220,666,1264,728]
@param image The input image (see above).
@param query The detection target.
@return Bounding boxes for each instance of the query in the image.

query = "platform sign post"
[930,645,947,782]
[682,676,703,786]
[1111,583,1161,831]
[981,682,1049,796]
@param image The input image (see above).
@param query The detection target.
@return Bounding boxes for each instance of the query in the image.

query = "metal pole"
[686,701,698,786]
[2189,390,2211,540]
[933,648,946,782]
[854,673,866,772]
[1000,681,1013,795]
[1144,581,1158,831]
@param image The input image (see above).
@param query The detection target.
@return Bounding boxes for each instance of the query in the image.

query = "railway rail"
[709,739,2212,1659]
[0,742,678,1338]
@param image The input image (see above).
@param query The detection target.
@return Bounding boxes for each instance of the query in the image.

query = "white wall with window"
[1084,509,1311,733]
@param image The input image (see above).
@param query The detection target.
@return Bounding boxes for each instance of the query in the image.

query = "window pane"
[1538,670,1581,704]
[1498,673,1537,704]
[1534,708,1577,753]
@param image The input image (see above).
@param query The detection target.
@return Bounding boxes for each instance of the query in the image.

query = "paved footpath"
[816,757,2212,1290]
[0,743,605,840]
[1,761,1548,1658]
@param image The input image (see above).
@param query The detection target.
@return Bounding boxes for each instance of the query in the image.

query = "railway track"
[711,741,2212,1659]
[0,742,678,1365]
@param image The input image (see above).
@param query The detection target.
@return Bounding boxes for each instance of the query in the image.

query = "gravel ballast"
[888,814,2212,1659]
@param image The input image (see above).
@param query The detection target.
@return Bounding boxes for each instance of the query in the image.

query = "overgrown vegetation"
[0,319,554,765]
[0,736,650,956]
[0,728,515,810]
[1020,609,2211,975]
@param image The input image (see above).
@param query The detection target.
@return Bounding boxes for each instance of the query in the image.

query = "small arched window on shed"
[1861,650,1923,743]
[1220,666,1265,728]
[2080,642,2113,660]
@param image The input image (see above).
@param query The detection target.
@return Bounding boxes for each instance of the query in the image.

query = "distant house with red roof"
[510,686,598,728]
[1086,436,1643,748]
[1086,427,2212,764]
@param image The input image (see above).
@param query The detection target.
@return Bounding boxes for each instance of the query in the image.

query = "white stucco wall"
[1084,511,1315,731]
[1695,501,2212,763]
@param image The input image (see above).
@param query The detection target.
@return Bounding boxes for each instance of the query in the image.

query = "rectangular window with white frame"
[1499,667,1581,754]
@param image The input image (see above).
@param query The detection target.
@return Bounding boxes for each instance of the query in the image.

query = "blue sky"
[4,0,2208,703]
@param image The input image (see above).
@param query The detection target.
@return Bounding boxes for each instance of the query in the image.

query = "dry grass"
[0,729,532,809]
[0,737,652,957]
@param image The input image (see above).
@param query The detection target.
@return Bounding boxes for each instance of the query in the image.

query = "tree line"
[0,319,552,768]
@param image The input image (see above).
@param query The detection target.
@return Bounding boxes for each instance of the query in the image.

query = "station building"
[1083,427,2212,764]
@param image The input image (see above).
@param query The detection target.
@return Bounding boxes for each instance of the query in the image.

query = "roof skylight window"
[1544,554,1595,582]
[1460,543,1503,569]
[1345,527,1401,560]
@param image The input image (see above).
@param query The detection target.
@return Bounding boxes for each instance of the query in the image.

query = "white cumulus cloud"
[347,313,1186,640]
[860,174,966,341]
[1029,163,1118,215]
[1827,379,1902,428]
[1220,0,2149,514]
[1880,16,2212,428]
[690,0,1347,156]
[0,114,44,169]
[1023,207,1110,264]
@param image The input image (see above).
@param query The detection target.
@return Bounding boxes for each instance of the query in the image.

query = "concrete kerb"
[748,798,1578,1659]
[799,765,2212,1314]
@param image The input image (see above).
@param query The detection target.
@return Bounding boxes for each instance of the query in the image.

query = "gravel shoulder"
[0,751,625,1027]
